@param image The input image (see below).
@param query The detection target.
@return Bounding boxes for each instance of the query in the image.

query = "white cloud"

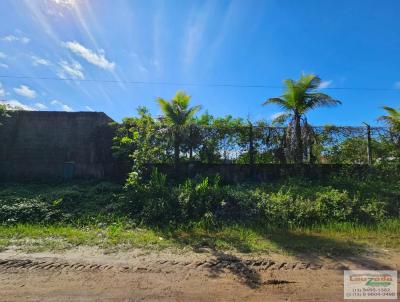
[138,65,148,73]
[318,80,332,89]
[85,105,94,112]
[0,52,7,68]
[51,99,74,112]
[31,55,51,66]
[34,102,48,110]
[0,100,35,111]
[0,83,5,98]
[270,112,286,120]
[50,0,75,8]
[394,82,400,89]
[13,85,37,99]
[64,41,115,71]
[57,60,84,79]
[2,35,30,44]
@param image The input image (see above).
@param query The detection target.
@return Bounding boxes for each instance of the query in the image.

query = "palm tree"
[263,74,341,163]
[157,91,201,165]
[378,106,400,131]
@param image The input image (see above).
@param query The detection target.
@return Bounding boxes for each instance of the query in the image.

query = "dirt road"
[0,248,398,301]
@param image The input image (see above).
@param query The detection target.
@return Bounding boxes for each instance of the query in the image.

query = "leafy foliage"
[0,169,398,227]
[0,104,10,126]
[379,106,400,132]
[0,197,61,223]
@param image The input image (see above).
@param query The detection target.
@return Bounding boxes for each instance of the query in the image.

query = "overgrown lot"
[0,169,399,255]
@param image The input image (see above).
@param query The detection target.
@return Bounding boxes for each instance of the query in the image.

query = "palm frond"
[157,92,200,126]
[173,91,190,110]
[185,105,201,121]
[157,97,179,124]
[298,73,321,90]
[378,106,400,129]
[383,106,400,117]
[271,112,292,125]
[306,93,341,110]
[263,97,292,110]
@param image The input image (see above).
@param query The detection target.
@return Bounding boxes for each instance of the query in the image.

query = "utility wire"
[0,74,399,91]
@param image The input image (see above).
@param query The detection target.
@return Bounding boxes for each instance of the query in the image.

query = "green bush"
[0,169,397,227]
[123,169,179,224]
[177,176,224,221]
[0,197,61,223]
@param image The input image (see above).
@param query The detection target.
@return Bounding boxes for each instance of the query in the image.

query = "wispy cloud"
[203,1,238,72]
[34,102,48,110]
[2,34,30,44]
[57,60,85,79]
[0,100,35,111]
[45,0,75,16]
[31,55,52,66]
[85,105,94,112]
[63,41,115,71]
[394,81,400,89]
[14,85,37,99]
[318,80,332,89]
[182,3,214,68]
[270,112,286,120]
[51,99,74,112]
[0,82,5,98]
[50,0,75,8]
[0,52,7,68]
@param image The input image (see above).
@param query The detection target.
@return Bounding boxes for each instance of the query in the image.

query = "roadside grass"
[0,219,398,255]
[0,223,172,252]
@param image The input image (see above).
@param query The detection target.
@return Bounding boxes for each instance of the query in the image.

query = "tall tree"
[157,91,201,164]
[263,74,341,163]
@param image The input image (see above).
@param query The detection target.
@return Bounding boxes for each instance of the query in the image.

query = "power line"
[0,74,399,91]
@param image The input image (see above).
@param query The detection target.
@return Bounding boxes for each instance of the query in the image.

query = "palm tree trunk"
[173,130,180,166]
[294,110,303,163]
[189,125,193,160]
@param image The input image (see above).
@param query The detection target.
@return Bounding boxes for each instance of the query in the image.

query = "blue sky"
[0,0,400,125]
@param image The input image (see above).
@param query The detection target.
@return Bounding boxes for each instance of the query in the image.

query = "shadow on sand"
[166,227,394,288]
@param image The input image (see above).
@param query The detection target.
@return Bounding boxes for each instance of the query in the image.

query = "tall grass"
[0,219,398,254]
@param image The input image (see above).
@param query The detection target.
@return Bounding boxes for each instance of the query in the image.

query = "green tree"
[112,106,169,186]
[157,91,201,165]
[263,74,341,163]
[0,104,10,126]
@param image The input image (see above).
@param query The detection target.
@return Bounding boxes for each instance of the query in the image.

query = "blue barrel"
[63,162,75,180]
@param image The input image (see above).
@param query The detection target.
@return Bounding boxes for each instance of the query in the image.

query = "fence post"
[364,123,372,165]
[249,123,254,165]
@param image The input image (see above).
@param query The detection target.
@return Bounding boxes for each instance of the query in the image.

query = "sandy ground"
[0,247,398,302]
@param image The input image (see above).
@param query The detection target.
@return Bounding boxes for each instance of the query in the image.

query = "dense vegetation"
[0,168,399,254]
[0,167,398,227]
[0,74,399,254]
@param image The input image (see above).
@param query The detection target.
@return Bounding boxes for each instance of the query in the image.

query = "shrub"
[123,169,178,225]
[0,197,61,223]
[177,175,224,221]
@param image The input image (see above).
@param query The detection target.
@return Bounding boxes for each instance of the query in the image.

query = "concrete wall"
[146,163,376,183]
[0,111,115,181]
